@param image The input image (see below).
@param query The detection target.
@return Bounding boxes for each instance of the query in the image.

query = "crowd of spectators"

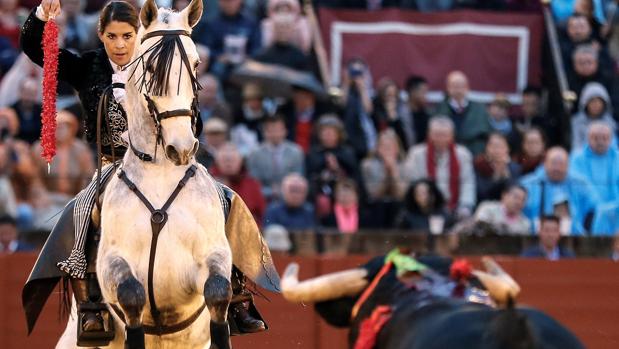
[1,0,619,259]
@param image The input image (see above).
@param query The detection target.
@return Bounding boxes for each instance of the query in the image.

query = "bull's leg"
[100,255,146,349]
[204,255,232,349]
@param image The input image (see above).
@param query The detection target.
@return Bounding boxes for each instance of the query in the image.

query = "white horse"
[56,0,233,348]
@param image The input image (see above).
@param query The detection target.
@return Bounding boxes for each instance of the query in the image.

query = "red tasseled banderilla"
[41,18,59,165]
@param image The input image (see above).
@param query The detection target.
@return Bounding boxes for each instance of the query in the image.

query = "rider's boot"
[72,275,114,346]
[72,277,104,332]
[229,267,266,333]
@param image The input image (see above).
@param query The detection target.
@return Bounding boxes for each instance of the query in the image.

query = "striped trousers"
[57,164,117,279]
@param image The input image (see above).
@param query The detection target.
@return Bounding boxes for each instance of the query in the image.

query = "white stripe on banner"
[330,21,530,104]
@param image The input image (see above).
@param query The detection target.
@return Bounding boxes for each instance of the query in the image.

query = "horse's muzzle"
[165,140,199,165]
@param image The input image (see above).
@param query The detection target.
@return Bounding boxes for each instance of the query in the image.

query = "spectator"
[571,81,616,150]
[486,94,519,149]
[372,78,410,150]
[9,143,67,231]
[521,214,575,259]
[361,129,407,227]
[0,36,17,78]
[395,179,453,234]
[255,0,311,71]
[321,179,360,234]
[560,14,594,67]
[571,122,619,205]
[197,74,232,125]
[0,214,34,253]
[60,0,98,52]
[0,141,17,218]
[403,116,476,217]
[247,115,305,201]
[211,142,266,225]
[278,86,329,153]
[198,117,229,169]
[12,78,42,144]
[520,147,598,235]
[342,58,377,159]
[551,0,606,29]
[32,110,93,196]
[513,127,546,175]
[592,200,619,236]
[263,173,315,231]
[400,75,431,145]
[196,44,211,76]
[568,44,613,107]
[306,114,359,217]
[361,129,407,201]
[261,0,311,53]
[0,54,42,108]
[436,70,491,155]
[195,0,262,80]
[230,83,267,156]
[474,133,521,202]
[0,0,26,48]
[475,184,531,235]
[514,86,559,146]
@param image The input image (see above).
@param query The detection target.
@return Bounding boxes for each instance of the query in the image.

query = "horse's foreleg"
[100,255,146,349]
[203,251,232,349]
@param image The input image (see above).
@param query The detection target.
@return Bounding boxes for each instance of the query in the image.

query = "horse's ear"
[140,0,158,29]
[182,0,203,28]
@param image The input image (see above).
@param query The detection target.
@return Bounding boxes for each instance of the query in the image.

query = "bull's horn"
[281,263,369,303]
[473,270,520,305]
[481,257,521,295]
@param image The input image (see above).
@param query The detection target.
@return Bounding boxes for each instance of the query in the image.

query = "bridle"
[125,29,202,162]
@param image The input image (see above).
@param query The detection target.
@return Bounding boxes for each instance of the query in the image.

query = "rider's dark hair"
[98,1,139,34]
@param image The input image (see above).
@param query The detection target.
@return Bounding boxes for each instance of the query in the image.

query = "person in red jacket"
[211,142,266,226]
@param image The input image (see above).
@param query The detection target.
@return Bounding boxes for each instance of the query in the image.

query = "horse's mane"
[129,8,201,97]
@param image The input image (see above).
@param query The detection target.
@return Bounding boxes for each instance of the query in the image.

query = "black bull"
[313,257,584,349]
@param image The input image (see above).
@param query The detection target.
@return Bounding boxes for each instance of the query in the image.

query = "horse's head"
[129,0,203,165]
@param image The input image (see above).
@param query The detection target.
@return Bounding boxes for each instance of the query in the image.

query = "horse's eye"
[194,61,200,70]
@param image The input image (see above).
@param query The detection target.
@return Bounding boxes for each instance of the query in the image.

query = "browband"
[141,30,191,43]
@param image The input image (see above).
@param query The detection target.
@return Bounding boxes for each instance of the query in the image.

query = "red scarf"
[426,142,460,210]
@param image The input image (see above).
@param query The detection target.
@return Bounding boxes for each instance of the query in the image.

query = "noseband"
[126,29,201,162]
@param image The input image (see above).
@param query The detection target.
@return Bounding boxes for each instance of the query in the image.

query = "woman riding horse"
[20,1,278,345]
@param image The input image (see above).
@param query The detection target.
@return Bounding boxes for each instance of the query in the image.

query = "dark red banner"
[318,9,543,104]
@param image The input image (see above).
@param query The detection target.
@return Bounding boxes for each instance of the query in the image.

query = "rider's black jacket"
[21,10,128,159]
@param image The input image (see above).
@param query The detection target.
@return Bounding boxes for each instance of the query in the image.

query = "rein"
[116,164,201,335]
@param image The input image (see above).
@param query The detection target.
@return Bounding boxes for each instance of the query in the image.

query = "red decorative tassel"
[450,258,473,283]
[41,19,59,164]
[353,305,392,349]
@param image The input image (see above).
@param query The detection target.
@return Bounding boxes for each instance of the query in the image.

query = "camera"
[348,65,364,78]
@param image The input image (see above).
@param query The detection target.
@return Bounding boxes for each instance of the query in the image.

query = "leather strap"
[117,164,197,335]
[109,302,207,336]
[141,29,190,43]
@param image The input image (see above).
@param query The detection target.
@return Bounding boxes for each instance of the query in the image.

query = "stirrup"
[76,302,115,347]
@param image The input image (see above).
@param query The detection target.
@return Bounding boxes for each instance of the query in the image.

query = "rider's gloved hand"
[36,0,61,21]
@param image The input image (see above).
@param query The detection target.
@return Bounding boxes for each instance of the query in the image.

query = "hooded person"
[570,122,619,205]
[571,82,617,150]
